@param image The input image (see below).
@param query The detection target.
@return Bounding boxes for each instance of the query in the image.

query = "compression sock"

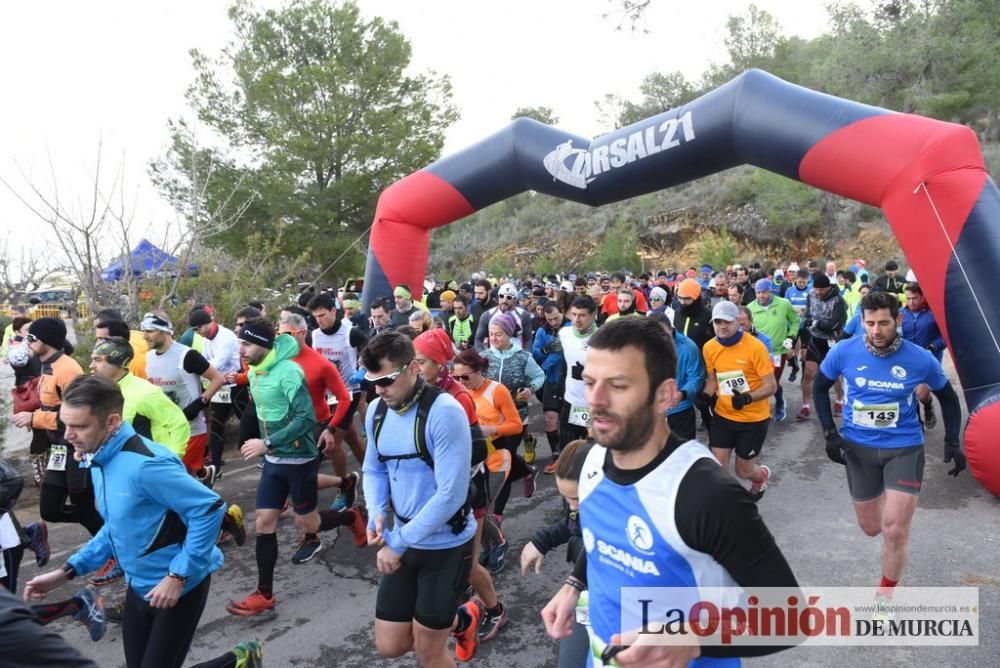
[318,510,352,532]
[879,576,898,598]
[256,533,278,597]
[486,602,504,617]
[33,598,82,623]
[453,605,473,634]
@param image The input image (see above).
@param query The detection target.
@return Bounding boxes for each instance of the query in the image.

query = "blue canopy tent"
[101,239,197,281]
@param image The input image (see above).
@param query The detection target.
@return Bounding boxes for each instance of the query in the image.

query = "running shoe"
[454,598,484,662]
[486,539,509,574]
[478,604,507,642]
[291,535,323,564]
[796,405,811,420]
[833,401,843,418]
[331,471,359,511]
[543,457,559,475]
[227,591,276,617]
[523,434,536,464]
[224,503,247,547]
[72,587,106,642]
[348,505,368,548]
[233,639,264,668]
[523,465,537,498]
[788,358,799,382]
[200,464,217,489]
[90,558,123,587]
[25,521,50,567]
[749,465,771,502]
[329,493,348,512]
[774,398,786,423]
[872,594,895,622]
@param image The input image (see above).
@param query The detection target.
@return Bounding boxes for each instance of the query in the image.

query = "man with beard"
[470,280,496,324]
[390,285,422,329]
[474,282,532,352]
[541,317,798,666]
[673,278,714,431]
[814,291,963,612]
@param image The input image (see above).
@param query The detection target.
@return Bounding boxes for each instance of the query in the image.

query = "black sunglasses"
[453,373,473,381]
[364,360,412,388]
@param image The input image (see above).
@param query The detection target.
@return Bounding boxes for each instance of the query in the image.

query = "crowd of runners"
[0,256,968,667]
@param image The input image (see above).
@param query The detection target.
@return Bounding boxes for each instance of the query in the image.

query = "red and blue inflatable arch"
[363,69,1000,496]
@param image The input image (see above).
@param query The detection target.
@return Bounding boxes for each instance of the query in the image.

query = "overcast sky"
[0,0,832,266]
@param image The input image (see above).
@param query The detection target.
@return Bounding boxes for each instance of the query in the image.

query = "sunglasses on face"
[365,360,412,387]
[500,295,515,301]
[651,296,665,302]
[13,335,24,342]
[453,373,473,381]
[25,334,39,343]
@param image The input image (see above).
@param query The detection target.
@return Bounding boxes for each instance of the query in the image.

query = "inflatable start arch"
[362,69,1000,496]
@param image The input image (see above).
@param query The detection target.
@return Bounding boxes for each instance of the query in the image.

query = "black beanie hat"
[812,273,832,289]
[28,317,67,349]
[189,309,213,327]
[237,319,275,350]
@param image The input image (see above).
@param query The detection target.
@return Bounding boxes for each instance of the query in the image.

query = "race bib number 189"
[717,370,748,396]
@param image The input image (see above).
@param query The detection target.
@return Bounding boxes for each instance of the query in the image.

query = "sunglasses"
[499,294,515,301]
[651,296,665,302]
[13,335,24,342]
[25,334,39,343]
[365,360,412,387]
[453,373,473,381]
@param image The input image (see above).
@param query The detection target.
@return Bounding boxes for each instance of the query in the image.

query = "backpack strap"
[372,384,444,468]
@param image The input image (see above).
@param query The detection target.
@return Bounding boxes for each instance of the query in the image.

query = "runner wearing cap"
[698,300,776,500]
[141,312,227,484]
[474,282,533,352]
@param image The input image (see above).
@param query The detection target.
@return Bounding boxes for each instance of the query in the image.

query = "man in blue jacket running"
[24,375,228,668]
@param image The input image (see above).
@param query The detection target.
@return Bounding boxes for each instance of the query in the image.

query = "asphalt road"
[2,358,998,667]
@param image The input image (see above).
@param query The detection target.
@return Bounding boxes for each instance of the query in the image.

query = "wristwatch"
[263,437,273,450]
[167,572,188,584]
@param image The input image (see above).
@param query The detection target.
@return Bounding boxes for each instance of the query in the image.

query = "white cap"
[711,300,740,322]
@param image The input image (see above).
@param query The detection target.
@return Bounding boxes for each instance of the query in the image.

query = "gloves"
[943,440,966,477]
[731,389,752,410]
[927,343,939,354]
[570,362,585,381]
[782,337,794,350]
[694,391,712,412]
[348,368,368,386]
[182,398,206,422]
[824,430,847,465]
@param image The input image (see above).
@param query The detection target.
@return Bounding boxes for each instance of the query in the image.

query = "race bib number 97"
[717,370,748,396]
[48,445,68,471]
[852,402,899,429]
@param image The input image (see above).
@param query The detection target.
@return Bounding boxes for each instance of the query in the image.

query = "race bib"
[325,390,339,405]
[575,589,590,626]
[717,370,749,396]
[211,387,232,404]
[48,444,68,471]
[568,405,591,427]
[852,402,900,429]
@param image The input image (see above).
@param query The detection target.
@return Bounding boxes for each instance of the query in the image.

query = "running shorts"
[375,538,475,629]
[256,456,321,514]
[708,414,769,460]
[842,440,924,501]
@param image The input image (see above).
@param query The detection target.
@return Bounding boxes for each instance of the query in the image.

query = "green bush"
[584,218,642,274]
[749,170,822,232]
[698,226,739,269]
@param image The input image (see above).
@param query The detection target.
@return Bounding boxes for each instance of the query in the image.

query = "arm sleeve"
[181,350,211,376]
[139,458,225,577]
[387,400,472,552]
[322,361,351,427]
[362,401,392,527]
[676,460,801,658]
[785,301,801,338]
[493,384,524,437]
[474,312,491,352]
[0,589,99,668]
[813,371,838,433]
[931,380,962,444]
[676,344,705,400]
